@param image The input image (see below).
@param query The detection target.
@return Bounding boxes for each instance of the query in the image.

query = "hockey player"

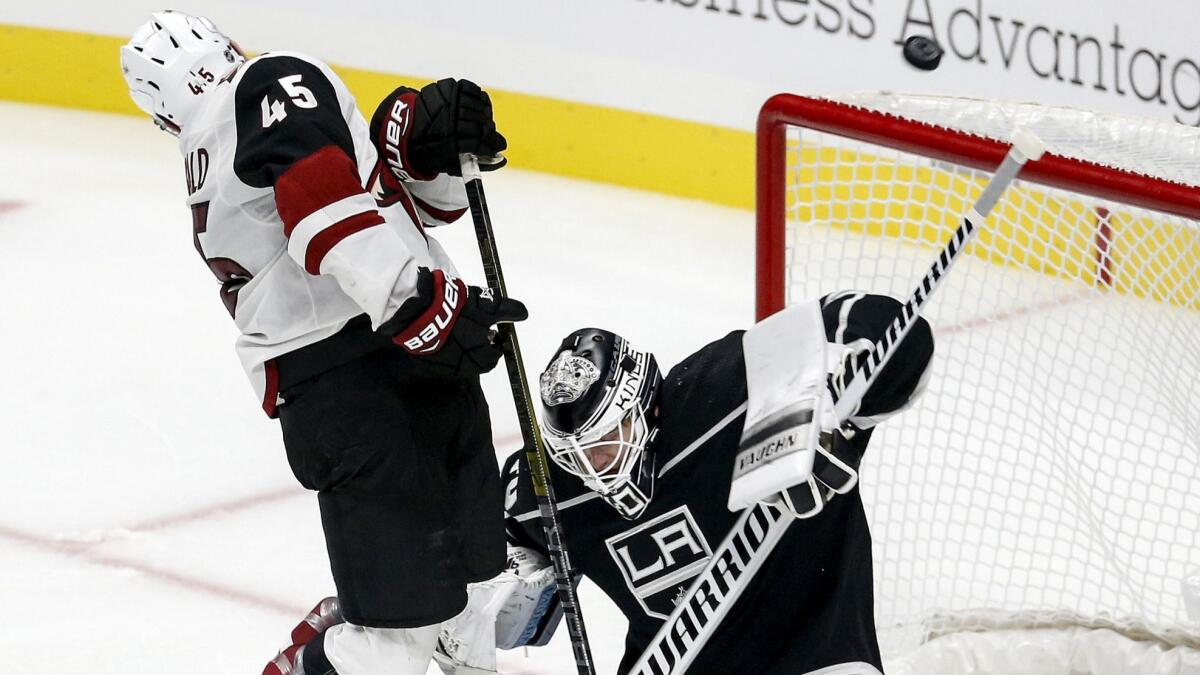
[493,292,935,674]
[120,12,523,675]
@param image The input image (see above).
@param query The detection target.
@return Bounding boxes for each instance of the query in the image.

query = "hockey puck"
[903,35,943,71]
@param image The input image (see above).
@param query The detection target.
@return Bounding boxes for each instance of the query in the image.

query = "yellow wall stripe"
[0,23,755,210]
[0,25,134,114]
[4,24,1194,311]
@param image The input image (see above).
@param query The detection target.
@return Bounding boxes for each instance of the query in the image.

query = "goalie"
[474,292,934,674]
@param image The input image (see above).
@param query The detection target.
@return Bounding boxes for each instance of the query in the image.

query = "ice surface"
[3,101,1194,674]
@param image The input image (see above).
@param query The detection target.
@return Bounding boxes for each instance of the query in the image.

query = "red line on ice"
[128,484,306,532]
[935,289,1091,335]
[128,432,524,533]
[0,522,304,615]
[0,431,528,618]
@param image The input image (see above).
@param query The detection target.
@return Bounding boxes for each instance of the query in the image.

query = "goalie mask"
[120,11,245,136]
[539,329,662,520]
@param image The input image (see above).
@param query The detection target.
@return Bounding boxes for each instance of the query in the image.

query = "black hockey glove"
[780,426,869,518]
[811,347,871,493]
[408,78,508,177]
[779,350,872,519]
[370,85,430,184]
[386,267,527,378]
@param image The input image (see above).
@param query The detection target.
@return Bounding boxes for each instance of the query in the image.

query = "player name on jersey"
[629,499,793,675]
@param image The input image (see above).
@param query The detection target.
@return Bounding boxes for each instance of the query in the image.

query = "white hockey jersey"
[178,52,468,415]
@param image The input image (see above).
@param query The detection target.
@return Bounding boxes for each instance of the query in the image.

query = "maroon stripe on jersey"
[378,180,426,237]
[304,211,386,275]
[275,145,367,238]
[397,190,426,236]
[262,359,281,418]
[412,195,467,224]
[367,163,385,200]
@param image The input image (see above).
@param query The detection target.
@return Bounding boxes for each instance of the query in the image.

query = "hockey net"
[757,94,1200,673]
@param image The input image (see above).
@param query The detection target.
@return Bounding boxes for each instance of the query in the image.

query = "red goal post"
[754,93,1200,672]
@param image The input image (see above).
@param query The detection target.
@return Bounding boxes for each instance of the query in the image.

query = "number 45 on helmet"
[120,11,245,135]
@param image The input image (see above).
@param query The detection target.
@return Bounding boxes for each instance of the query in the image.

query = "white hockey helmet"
[539,328,662,520]
[120,11,244,135]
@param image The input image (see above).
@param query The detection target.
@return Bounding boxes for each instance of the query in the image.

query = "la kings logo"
[629,501,794,675]
[605,506,712,619]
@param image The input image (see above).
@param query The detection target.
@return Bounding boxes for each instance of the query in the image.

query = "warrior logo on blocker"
[605,505,713,619]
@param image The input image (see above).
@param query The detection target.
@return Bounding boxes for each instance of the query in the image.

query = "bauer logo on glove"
[398,271,463,354]
[387,267,528,378]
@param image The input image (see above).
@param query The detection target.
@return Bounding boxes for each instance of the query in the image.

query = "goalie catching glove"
[385,267,527,378]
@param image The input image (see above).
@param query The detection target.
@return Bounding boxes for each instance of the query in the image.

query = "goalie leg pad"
[496,565,559,649]
[432,546,563,673]
[435,574,519,674]
[496,546,561,649]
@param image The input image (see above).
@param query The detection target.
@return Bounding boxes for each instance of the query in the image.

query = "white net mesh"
[835,93,1200,186]
[777,95,1200,660]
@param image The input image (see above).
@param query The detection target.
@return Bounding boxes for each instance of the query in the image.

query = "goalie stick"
[459,154,596,675]
[627,129,1047,675]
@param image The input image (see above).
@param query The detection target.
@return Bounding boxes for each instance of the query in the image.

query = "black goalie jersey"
[503,292,934,674]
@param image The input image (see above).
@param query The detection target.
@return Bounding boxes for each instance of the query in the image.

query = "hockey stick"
[830,129,1045,422]
[459,155,596,675]
[628,130,1046,675]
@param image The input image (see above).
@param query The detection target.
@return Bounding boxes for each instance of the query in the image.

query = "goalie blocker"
[494,293,933,674]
